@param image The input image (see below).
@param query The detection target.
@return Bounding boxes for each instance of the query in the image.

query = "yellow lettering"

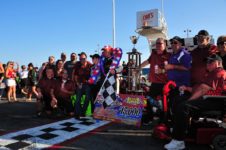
[126,97,140,105]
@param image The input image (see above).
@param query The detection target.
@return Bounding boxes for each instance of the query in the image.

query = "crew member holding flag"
[88,45,122,108]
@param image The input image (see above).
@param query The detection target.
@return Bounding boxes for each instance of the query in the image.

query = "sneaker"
[164,139,185,150]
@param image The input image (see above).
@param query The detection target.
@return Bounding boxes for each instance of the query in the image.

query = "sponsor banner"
[93,94,145,126]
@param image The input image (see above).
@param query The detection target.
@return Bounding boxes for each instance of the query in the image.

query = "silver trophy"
[130,36,138,45]
[130,36,139,53]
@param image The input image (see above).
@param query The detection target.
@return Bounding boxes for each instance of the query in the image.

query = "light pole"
[112,0,116,48]
[184,29,191,38]
[161,0,164,17]
[95,44,100,54]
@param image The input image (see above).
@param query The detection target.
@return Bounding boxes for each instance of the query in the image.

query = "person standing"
[27,63,39,101]
[19,65,28,96]
[0,62,5,100]
[216,35,226,69]
[191,30,217,86]
[0,62,4,77]
[89,54,100,113]
[5,61,19,102]
[88,46,122,108]
[61,52,67,64]
[55,59,64,79]
[140,38,171,99]
[96,46,116,86]
[165,36,192,87]
[164,36,192,113]
[64,53,77,80]
[139,38,171,124]
[73,52,92,118]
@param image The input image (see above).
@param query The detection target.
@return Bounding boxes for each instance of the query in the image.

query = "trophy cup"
[130,36,139,53]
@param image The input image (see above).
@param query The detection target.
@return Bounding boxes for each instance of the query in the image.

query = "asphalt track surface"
[0,98,211,150]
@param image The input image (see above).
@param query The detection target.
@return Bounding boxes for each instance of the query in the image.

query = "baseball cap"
[170,36,183,44]
[90,54,100,59]
[28,63,34,67]
[61,52,66,56]
[217,35,226,45]
[197,30,209,36]
[101,45,113,52]
[206,54,222,63]
[78,52,87,57]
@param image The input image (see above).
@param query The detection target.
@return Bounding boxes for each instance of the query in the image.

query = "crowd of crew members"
[0,29,226,149]
[0,51,102,118]
[0,30,225,125]
[0,44,120,120]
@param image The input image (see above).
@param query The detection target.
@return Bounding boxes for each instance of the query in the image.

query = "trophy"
[130,36,139,53]
[127,35,142,93]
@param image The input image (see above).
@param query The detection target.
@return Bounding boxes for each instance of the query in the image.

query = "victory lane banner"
[93,94,145,127]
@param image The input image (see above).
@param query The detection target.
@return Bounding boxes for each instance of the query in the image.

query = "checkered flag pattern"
[0,117,109,150]
[100,73,117,108]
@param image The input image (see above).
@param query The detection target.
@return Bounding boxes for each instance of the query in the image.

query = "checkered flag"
[99,73,117,108]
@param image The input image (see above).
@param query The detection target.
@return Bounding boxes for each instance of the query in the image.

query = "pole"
[161,0,164,16]
[184,29,191,38]
[97,44,100,54]
[112,0,116,48]
[187,29,189,38]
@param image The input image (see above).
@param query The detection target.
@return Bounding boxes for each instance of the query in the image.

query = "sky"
[0,0,226,67]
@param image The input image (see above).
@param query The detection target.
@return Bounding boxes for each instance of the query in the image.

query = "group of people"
[139,29,226,150]
[0,45,121,119]
[0,29,225,149]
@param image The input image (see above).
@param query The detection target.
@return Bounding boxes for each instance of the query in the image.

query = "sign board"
[93,94,146,127]
[137,9,160,29]
[136,9,168,46]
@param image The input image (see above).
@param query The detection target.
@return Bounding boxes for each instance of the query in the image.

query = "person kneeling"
[52,70,75,116]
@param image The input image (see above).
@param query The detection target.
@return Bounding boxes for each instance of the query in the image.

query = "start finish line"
[0,117,109,150]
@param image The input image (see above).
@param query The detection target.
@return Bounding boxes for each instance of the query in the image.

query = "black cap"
[90,54,100,59]
[61,52,66,56]
[197,30,209,36]
[170,36,183,44]
[217,36,226,45]
[28,63,33,67]
[206,54,222,63]
[78,52,87,57]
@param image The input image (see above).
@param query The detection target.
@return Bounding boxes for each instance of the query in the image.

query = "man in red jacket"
[191,30,217,86]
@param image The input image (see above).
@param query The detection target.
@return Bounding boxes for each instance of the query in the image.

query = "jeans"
[90,84,101,113]
[75,84,91,116]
